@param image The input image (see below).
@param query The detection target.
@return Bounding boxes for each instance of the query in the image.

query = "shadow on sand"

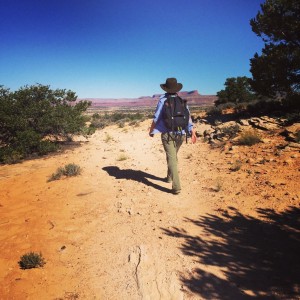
[102,166,171,193]
[161,206,300,299]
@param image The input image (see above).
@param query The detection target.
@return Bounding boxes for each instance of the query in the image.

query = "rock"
[261,139,272,143]
[260,116,280,124]
[281,123,300,142]
[248,116,281,131]
[203,129,214,136]
[229,146,238,151]
[249,117,261,124]
[283,159,292,165]
[289,142,300,149]
[238,119,250,126]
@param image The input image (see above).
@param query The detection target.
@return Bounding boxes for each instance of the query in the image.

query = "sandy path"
[0,120,299,299]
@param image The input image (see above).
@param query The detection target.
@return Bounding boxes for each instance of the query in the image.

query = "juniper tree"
[250,0,300,107]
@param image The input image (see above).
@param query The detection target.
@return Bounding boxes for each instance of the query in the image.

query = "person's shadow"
[102,166,171,193]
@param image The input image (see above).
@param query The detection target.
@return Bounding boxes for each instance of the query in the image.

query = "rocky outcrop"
[247,116,282,131]
[281,123,300,142]
[196,115,299,146]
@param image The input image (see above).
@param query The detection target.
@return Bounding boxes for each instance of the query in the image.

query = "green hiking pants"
[161,133,185,192]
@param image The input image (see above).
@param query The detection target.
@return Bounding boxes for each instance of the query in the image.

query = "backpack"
[162,95,190,133]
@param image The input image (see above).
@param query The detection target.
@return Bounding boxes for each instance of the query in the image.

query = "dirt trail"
[0,120,299,300]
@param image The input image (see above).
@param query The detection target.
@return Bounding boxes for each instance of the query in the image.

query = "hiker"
[149,77,196,194]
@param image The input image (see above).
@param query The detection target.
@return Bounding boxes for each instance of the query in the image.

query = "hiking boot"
[172,189,181,195]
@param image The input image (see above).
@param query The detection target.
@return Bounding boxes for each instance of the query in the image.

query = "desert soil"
[0,119,299,300]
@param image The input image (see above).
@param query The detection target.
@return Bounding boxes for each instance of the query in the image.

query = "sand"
[0,119,299,299]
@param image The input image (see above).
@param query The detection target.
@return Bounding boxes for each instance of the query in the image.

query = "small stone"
[289,143,300,149]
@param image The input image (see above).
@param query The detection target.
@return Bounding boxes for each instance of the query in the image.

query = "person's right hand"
[191,134,197,144]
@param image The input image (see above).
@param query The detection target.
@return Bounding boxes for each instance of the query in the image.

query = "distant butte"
[80,91,217,108]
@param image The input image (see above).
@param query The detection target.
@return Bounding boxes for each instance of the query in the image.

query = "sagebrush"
[48,163,81,181]
[238,129,262,146]
[19,252,46,269]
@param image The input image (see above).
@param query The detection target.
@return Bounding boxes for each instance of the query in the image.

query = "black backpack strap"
[183,99,190,144]
[165,94,175,133]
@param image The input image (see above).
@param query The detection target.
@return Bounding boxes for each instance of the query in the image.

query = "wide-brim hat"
[160,77,183,93]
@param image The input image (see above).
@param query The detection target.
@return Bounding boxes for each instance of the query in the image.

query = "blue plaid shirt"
[151,93,193,135]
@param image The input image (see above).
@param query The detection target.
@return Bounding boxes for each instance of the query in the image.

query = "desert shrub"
[64,163,81,176]
[220,124,240,139]
[284,112,300,125]
[0,130,55,163]
[129,120,142,127]
[92,113,101,119]
[207,106,222,116]
[48,167,65,181]
[19,252,46,269]
[234,102,248,113]
[218,102,236,110]
[104,133,113,143]
[295,130,300,143]
[0,147,23,164]
[246,99,282,114]
[117,154,128,161]
[80,125,96,137]
[0,84,92,163]
[238,129,262,146]
[48,163,81,181]
[91,112,146,129]
[213,177,223,192]
[90,118,110,129]
[56,292,80,300]
[117,120,125,128]
[38,140,58,155]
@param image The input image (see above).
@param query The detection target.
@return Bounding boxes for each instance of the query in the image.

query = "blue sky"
[0,0,265,98]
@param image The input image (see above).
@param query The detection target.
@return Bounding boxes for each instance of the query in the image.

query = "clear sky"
[0,0,265,98]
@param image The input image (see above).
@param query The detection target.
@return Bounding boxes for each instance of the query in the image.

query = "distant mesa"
[152,94,161,98]
[80,90,216,108]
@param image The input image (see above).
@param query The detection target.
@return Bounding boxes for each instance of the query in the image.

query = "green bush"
[207,106,222,116]
[0,147,23,164]
[217,102,236,110]
[284,112,300,125]
[238,129,262,146]
[19,252,46,269]
[246,99,282,114]
[38,140,58,155]
[48,163,81,181]
[234,102,248,113]
[64,163,81,176]
[90,112,147,129]
[295,130,300,143]
[0,84,92,163]
[117,154,128,161]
